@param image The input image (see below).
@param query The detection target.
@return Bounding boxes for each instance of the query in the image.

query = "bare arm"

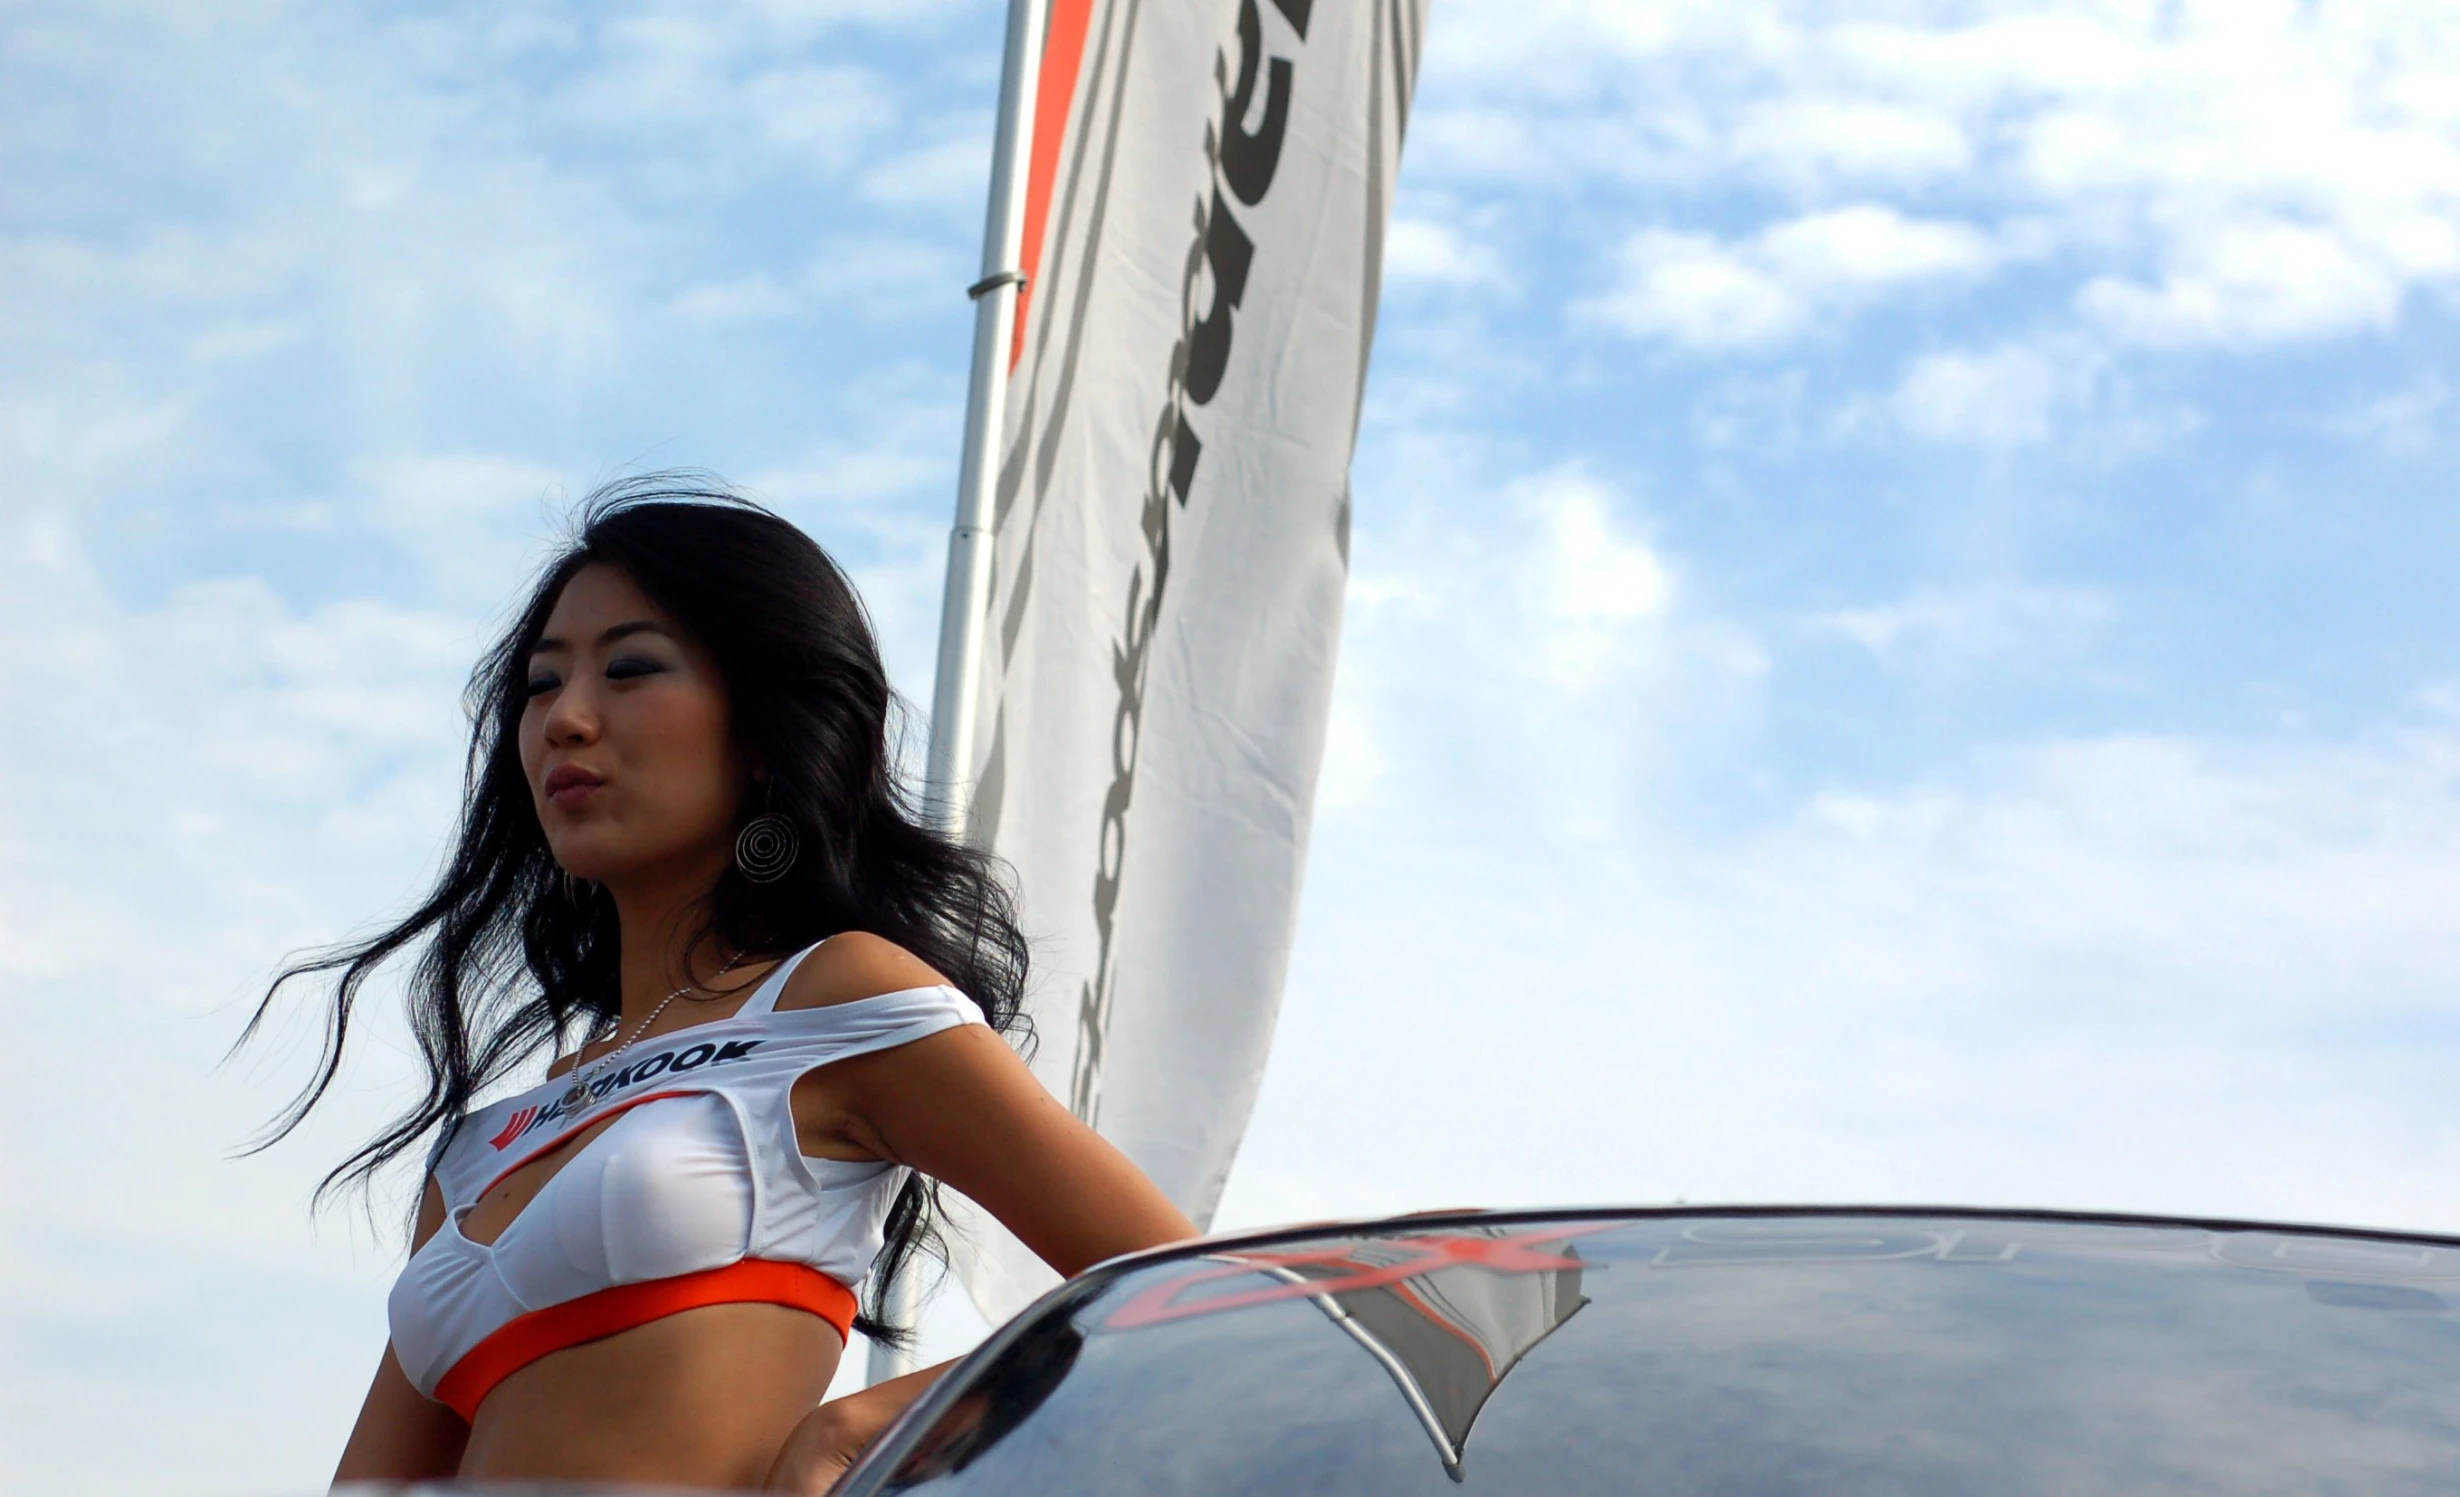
[331,1177,468,1484]
[847,1022,1199,1272]
[766,937,1198,1491]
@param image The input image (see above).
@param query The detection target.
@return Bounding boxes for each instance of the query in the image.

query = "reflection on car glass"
[886,1312,1086,1485]
[1101,1222,1614,1328]
[2306,1279,2447,1312]
[1255,1229,1591,1478]
[1100,1224,1600,1477]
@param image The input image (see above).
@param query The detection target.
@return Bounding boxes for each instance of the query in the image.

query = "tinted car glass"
[844,1211,2460,1495]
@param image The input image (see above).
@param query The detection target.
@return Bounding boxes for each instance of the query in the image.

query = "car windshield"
[846,1211,2460,1496]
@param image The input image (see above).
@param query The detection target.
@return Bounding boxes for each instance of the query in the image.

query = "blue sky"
[8,1,2460,1491]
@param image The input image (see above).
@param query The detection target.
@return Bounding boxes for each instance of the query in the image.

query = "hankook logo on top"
[486,1036,767,1150]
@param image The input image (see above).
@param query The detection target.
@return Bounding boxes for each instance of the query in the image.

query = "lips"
[543,764,605,809]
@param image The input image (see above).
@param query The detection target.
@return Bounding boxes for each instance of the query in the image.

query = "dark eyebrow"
[529,620,670,655]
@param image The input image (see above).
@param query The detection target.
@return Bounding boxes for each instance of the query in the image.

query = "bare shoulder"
[774,931,951,1013]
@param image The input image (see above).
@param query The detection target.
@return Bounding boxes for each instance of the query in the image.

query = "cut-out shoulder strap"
[737,935,835,1017]
[760,982,987,1057]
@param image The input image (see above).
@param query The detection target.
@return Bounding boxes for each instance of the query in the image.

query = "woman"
[252,476,1196,1491]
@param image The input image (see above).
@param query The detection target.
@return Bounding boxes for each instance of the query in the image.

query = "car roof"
[845,1204,2460,1496]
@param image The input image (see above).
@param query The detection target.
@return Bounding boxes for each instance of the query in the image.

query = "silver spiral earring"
[734,788,800,884]
[561,871,598,909]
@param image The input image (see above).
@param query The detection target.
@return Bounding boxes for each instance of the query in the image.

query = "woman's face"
[519,563,745,891]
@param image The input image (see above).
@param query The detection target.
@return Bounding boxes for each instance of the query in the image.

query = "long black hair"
[242,473,1028,1343]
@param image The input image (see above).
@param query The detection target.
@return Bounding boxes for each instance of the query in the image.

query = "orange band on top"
[435,1260,858,1422]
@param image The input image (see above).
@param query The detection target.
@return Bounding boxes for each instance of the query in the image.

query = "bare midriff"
[456,1301,844,1487]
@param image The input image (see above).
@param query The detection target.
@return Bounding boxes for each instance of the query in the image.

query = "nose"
[540,676,601,748]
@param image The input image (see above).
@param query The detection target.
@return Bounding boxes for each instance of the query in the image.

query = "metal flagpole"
[868,0,1051,1388]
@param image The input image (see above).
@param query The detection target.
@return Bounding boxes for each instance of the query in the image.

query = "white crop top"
[387,941,985,1420]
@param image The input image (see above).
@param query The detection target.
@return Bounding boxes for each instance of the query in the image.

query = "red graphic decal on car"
[1105,1223,1616,1330]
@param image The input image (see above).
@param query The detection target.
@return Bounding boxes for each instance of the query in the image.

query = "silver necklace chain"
[560,953,742,1111]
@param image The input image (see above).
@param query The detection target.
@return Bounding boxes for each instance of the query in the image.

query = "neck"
[605,847,738,1025]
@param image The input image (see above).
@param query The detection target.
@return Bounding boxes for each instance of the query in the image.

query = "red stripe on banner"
[1012,0,1098,370]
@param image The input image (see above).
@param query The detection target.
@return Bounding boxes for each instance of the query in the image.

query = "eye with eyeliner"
[524,669,560,697]
[606,655,664,681]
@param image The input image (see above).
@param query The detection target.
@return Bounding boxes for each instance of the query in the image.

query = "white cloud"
[1584,207,1996,350]
[740,0,977,33]
[1584,228,1808,349]
[1431,0,2460,353]
[1526,469,1671,624]
[2328,374,2450,453]
[1757,205,1996,288]
[1232,569,2460,1235]
[802,234,969,312]
[1383,216,1512,290]
[1690,368,1807,453]
[550,17,904,163]
[1512,467,1678,690]
[1811,583,2114,673]
[671,237,968,323]
[1890,342,2075,446]
[2078,218,2409,348]
[671,271,804,323]
[743,64,896,168]
[352,452,573,609]
[1334,451,1764,844]
[860,130,993,212]
[1312,698,1391,814]
[1728,96,1974,186]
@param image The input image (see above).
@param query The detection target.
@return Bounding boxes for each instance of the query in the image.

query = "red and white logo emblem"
[487,1106,541,1151]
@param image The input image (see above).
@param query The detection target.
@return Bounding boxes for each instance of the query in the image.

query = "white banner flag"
[943,0,1428,1321]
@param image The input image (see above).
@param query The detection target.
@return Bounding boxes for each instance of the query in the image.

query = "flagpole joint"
[966,269,1029,301]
